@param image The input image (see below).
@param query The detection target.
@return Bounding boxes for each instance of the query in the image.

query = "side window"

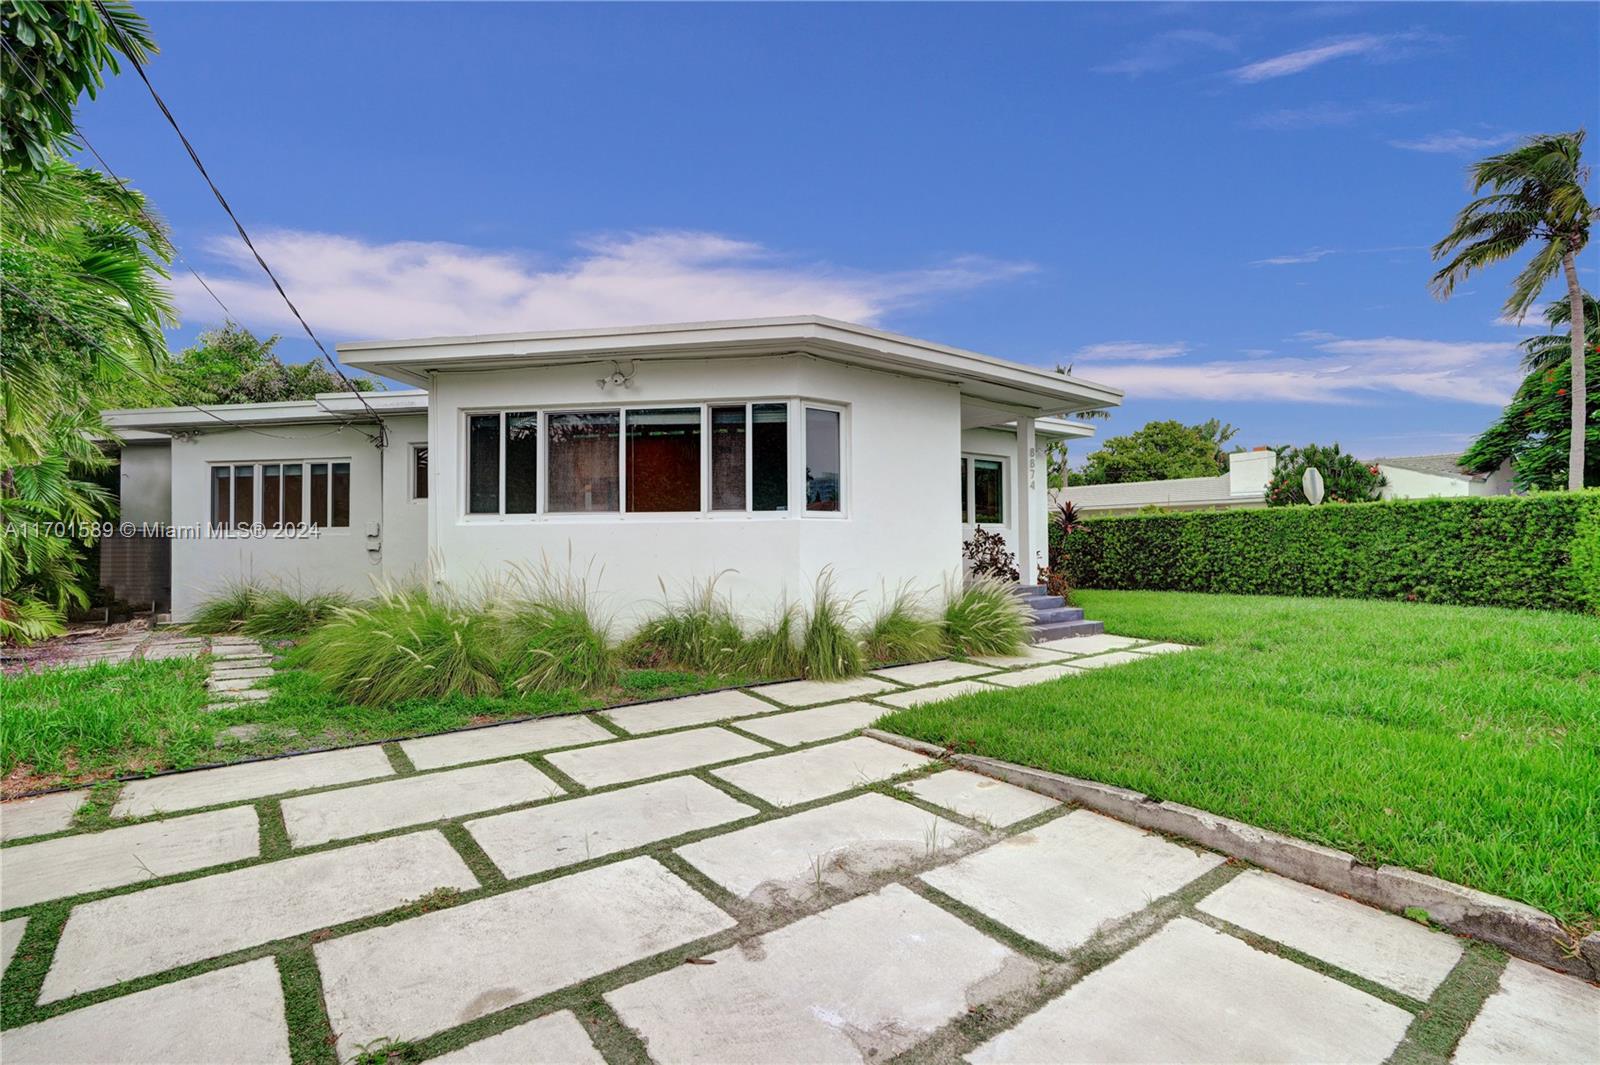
[804,407,841,513]
[411,445,429,501]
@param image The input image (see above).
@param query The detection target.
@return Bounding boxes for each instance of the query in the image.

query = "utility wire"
[90,0,389,444]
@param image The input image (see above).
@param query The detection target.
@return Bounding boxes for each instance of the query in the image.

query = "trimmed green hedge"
[1052,492,1600,613]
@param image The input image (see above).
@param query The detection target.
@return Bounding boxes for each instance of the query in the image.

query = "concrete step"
[1018,594,1066,612]
[1031,606,1085,625]
[1009,584,1045,597]
[1030,619,1106,643]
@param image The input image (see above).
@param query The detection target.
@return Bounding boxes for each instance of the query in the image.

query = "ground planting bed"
[2,636,1594,1065]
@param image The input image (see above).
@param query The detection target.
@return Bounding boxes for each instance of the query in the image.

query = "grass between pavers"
[875,590,1600,930]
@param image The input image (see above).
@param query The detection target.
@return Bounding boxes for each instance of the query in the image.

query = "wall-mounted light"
[596,360,637,392]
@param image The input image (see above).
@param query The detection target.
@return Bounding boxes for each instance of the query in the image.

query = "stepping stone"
[210,654,272,668]
[1067,650,1150,670]
[215,724,264,746]
[1198,869,1463,999]
[968,918,1411,1064]
[114,745,394,817]
[281,759,563,847]
[40,831,475,1002]
[3,958,291,1065]
[971,645,1073,667]
[399,715,612,771]
[210,687,271,702]
[1,806,259,910]
[603,689,772,734]
[466,775,757,879]
[546,727,768,788]
[920,809,1223,954]
[1452,957,1600,1064]
[210,666,273,682]
[0,788,88,842]
[981,663,1083,687]
[869,659,995,685]
[735,701,886,746]
[711,736,931,806]
[749,675,903,707]
[677,792,975,903]
[316,857,735,1060]
[140,642,204,661]
[3,916,26,973]
[903,770,1059,827]
[1128,642,1193,655]
[607,883,1037,1064]
[432,1011,604,1064]
[1037,633,1143,655]
[873,679,998,708]
[207,675,263,692]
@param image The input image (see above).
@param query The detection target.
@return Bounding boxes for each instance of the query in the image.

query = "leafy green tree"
[1074,419,1237,485]
[1431,131,1595,491]
[1462,358,1600,491]
[1266,444,1385,506]
[113,323,383,408]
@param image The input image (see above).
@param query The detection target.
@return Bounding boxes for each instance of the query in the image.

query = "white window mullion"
[744,403,754,515]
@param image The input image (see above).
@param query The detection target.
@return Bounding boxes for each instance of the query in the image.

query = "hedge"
[1052,491,1600,613]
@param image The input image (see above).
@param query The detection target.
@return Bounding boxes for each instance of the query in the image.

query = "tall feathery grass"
[800,570,864,680]
[859,583,944,664]
[627,573,746,674]
[495,563,619,693]
[188,583,350,638]
[943,577,1030,657]
[741,604,803,679]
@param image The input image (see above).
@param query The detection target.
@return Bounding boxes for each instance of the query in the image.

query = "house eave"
[101,390,428,433]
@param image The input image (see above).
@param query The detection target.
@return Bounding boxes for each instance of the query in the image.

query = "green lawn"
[877,590,1600,930]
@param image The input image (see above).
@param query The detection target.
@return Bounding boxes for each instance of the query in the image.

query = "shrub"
[859,584,944,664]
[800,571,864,680]
[187,583,263,634]
[962,528,1019,581]
[1052,491,1600,613]
[942,578,1030,657]
[289,585,504,704]
[741,606,803,680]
[495,564,619,693]
[1266,443,1384,506]
[627,574,746,674]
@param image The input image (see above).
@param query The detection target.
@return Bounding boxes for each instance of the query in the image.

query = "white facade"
[104,317,1118,624]
[1376,456,1516,500]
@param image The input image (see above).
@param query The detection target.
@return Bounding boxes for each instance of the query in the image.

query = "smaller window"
[959,458,968,524]
[467,414,500,515]
[310,463,329,527]
[752,403,789,512]
[283,464,303,526]
[505,413,538,514]
[233,465,255,528]
[710,405,747,511]
[805,407,841,513]
[972,458,1004,525]
[262,464,282,528]
[210,466,231,530]
[330,462,350,528]
[411,446,429,500]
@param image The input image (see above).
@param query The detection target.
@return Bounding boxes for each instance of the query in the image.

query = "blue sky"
[81,2,1599,460]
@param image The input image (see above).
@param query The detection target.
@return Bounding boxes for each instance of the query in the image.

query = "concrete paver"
[546,727,768,788]
[921,809,1223,953]
[280,759,563,846]
[903,769,1060,827]
[40,831,476,1002]
[316,857,735,1060]
[980,663,1083,687]
[112,745,394,817]
[1068,650,1153,669]
[750,675,903,706]
[677,792,975,902]
[431,1011,604,1065]
[2,916,26,974]
[399,715,613,770]
[869,659,995,685]
[734,701,887,746]
[1037,633,1143,654]
[1452,957,1600,1064]
[1198,869,1463,999]
[466,775,757,878]
[711,736,931,806]
[971,645,1073,667]
[602,688,773,734]
[607,883,1037,1064]
[969,918,1412,1064]
[1127,641,1193,655]
[873,679,997,708]
[0,789,88,842]
[2,958,290,1065]
[1,806,259,909]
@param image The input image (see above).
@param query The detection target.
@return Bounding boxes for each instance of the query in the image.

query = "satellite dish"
[1303,467,1326,505]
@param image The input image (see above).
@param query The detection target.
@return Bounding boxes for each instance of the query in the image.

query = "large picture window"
[627,407,700,512]
[547,411,620,513]
[959,455,1005,525]
[211,459,347,531]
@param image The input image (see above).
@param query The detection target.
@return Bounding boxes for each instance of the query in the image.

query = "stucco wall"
[427,355,964,629]
[1377,465,1471,500]
[959,427,1036,574]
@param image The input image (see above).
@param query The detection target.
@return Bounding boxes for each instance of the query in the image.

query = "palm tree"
[1520,291,1599,372]
[1431,131,1596,490]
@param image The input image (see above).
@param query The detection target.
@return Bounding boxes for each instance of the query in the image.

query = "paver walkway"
[3,636,1596,1064]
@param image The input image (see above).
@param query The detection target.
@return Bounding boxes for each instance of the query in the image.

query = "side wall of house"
[167,415,429,618]
[427,355,962,629]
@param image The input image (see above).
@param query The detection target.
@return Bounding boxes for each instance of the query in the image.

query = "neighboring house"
[100,317,1117,621]
[1057,449,1276,516]
[1373,454,1516,500]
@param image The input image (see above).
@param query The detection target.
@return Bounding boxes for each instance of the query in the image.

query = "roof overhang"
[338,316,1123,419]
[101,390,428,434]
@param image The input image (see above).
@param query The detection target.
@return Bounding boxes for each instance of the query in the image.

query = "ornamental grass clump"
[627,573,746,674]
[859,583,944,665]
[186,583,264,634]
[188,583,350,637]
[740,605,803,680]
[495,563,619,693]
[289,584,503,705]
[800,570,863,680]
[942,577,1029,657]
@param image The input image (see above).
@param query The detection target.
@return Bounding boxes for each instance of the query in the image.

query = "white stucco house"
[101,317,1120,622]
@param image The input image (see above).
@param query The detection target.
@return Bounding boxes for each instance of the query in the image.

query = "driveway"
[2,644,1595,1064]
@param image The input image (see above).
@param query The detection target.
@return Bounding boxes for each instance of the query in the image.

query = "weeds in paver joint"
[923,816,943,858]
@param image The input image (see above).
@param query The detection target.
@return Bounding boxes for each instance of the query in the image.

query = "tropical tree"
[1265,444,1385,507]
[1519,292,1600,372]
[114,323,383,407]
[1074,419,1238,486]
[1431,131,1596,490]
[1462,357,1600,491]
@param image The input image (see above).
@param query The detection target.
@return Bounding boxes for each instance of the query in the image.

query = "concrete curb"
[863,729,1596,982]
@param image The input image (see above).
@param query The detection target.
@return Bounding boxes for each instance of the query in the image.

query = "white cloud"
[1073,333,1520,405]
[1230,33,1417,82]
[1252,248,1337,266]
[1093,29,1237,77]
[1070,341,1189,361]
[1246,100,1419,130]
[172,229,1033,338]
[1389,130,1520,154]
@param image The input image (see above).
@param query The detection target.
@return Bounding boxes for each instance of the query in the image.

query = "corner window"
[547,411,620,513]
[960,456,1004,525]
[411,445,429,500]
[804,406,841,513]
[627,407,700,512]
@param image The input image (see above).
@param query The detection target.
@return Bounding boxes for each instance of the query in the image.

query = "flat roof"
[101,390,428,433]
[337,315,1122,418]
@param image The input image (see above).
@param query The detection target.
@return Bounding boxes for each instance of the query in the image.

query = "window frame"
[207,458,351,536]
[409,443,429,503]
[959,453,1009,528]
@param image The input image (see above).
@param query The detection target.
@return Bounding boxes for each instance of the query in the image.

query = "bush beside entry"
[1051,491,1600,613]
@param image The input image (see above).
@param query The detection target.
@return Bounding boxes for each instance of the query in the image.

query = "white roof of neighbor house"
[337,316,1123,419]
[101,390,429,433]
[1374,453,1492,483]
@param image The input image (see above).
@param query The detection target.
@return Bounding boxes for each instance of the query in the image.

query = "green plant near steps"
[859,583,945,664]
[1052,491,1600,614]
[626,573,746,674]
[942,578,1030,657]
[494,564,620,693]
[800,570,864,680]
